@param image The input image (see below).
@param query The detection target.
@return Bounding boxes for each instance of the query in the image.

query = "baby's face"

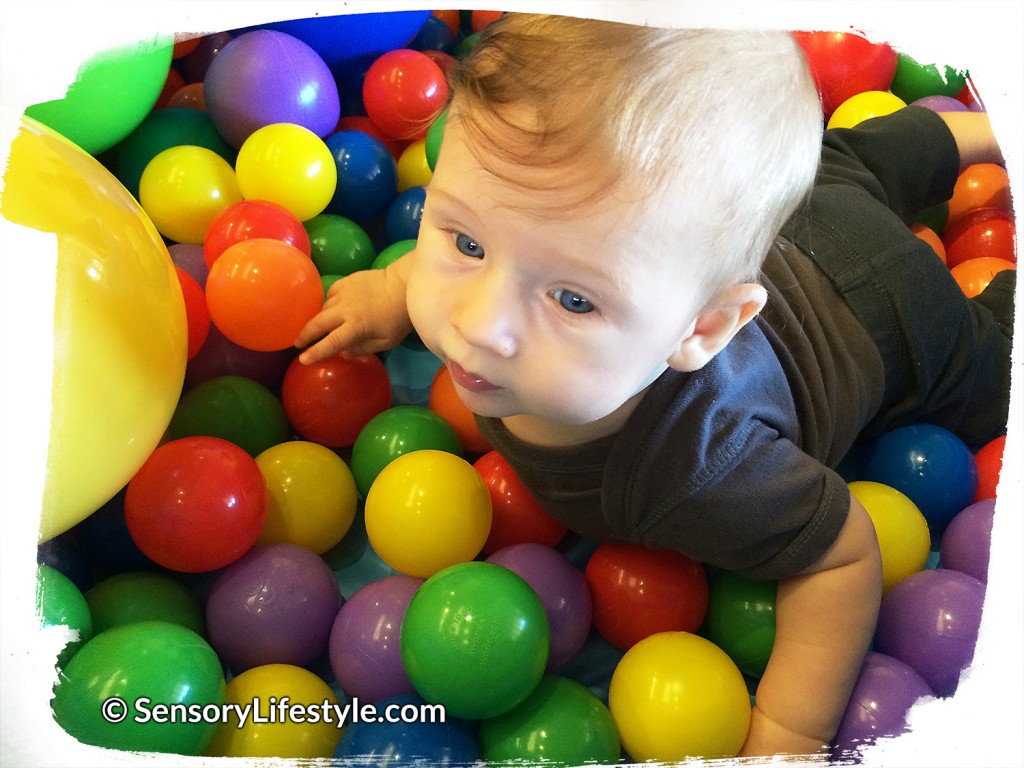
[406,116,704,432]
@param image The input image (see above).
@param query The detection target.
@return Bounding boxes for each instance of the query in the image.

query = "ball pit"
[8,9,1016,765]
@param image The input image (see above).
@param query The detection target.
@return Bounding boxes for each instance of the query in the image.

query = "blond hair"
[447,13,823,300]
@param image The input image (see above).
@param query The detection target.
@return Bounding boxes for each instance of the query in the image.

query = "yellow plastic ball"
[826,90,906,130]
[255,441,358,554]
[1,118,188,542]
[364,449,492,578]
[397,139,433,192]
[138,145,242,244]
[608,631,751,761]
[235,123,337,222]
[849,480,930,593]
[203,663,341,758]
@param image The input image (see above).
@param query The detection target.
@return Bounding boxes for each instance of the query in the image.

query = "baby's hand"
[294,264,413,364]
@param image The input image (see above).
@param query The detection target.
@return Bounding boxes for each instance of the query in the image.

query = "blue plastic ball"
[324,130,398,222]
[384,186,427,245]
[860,424,978,534]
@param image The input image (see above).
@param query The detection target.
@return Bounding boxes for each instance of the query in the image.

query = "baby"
[295,13,1013,757]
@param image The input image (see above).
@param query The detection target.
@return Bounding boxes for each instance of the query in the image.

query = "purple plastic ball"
[185,323,293,391]
[167,243,209,287]
[910,95,969,113]
[939,499,996,583]
[486,543,592,671]
[204,30,341,149]
[205,542,343,672]
[874,568,985,697]
[328,575,422,703]
[832,651,934,759]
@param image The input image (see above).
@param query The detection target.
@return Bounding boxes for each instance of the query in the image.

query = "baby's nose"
[450,271,518,358]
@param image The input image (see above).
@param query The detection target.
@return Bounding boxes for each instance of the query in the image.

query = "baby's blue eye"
[454,233,485,259]
[553,289,594,314]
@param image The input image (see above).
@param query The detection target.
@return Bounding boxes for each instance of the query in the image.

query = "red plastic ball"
[584,542,709,651]
[949,256,1016,299]
[474,451,567,555]
[281,354,392,447]
[471,10,504,32]
[363,49,449,140]
[792,31,897,118]
[430,366,492,454]
[206,237,324,351]
[124,437,268,572]
[942,207,1016,268]
[974,435,1006,502]
[204,198,312,269]
[175,266,210,360]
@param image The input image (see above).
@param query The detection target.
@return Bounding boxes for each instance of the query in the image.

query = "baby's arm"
[294,254,414,364]
[740,495,883,758]
[938,111,1004,168]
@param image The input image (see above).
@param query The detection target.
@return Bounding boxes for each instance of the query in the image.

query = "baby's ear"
[667,283,767,372]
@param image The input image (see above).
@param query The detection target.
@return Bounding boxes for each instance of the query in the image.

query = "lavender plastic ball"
[486,543,593,671]
[874,568,985,697]
[939,499,996,583]
[204,30,341,149]
[205,542,343,672]
[328,575,422,703]
[910,95,969,113]
[831,651,933,759]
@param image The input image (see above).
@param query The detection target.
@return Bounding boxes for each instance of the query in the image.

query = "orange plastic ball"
[949,256,1016,299]
[429,366,491,454]
[947,163,1012,223]
[206,238,324,351]
[911,223,946,264]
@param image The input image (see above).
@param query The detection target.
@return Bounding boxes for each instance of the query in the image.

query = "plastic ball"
[585,542,708,651]
[365,450,491,578]
[204,663,341,758]
[304,213,376,277]
[333,693,479,765]
[947,163,1013,223]
[384,343,443,407]
[950,256,1016,298]
[166,374,291,457]
[324,130,399,221]
[326,510,401,600]
[51,621,225,755]
[373,238,417,269]
[890,52,968,103]
[206,237,324,351]
[425,109,448,172]
[703,570,777,679]
[235,123,338,222]
[474,451,567,554]
[875,568,985,696]
[430,366,492,454]
[175,267,210,359]
[103,107,236,201]
[3,119,188,542]
[831,651,934,759]
[177,31,233,83]
[911,94,969,113]
[400,561,550,719]
[36,564,93,669]
[791,31,897,118]
[860,424,979,533]
[255,441,358,554]
[204,199,312,269]
[139,144,242,244]
[849,480,931,593]
[185,323,293,390]
[973,434,1005,501]
[124,436,268,572]
[826,90,907,130]
[328,575,422,703]
[363,49,450,140]
[409,15,459,55]
[204,30,340,149]
[608,631,751,761]
[166,81,207,111]
[334,114,408,160]
[83,571,204,636]
[486,543,593,671]
[351,406,463,496]
[169,242,210,287]
[205,542,343,672]
[478,675,620,766]
[24,36,174,154]
[911,223,946,264]
[281,354,391,447]
[397,140,433,192]
[939,499,995,582]
[384,185,427,244]
[942,207,1016,268]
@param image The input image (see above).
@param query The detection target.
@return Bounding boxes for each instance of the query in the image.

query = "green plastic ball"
[424,110,448,172]
[371,238,417,270]
[51,621,225,755]
[400,561,550,719]
[890,52,967,103]
[304,214,376,277]
[703,571,777,679]
[351,406,462,496]
[478,676,621,765]
[36,564,92,669]
[84,571,205,636]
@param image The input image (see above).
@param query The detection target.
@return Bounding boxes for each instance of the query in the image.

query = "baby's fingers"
[296,323,361,365]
